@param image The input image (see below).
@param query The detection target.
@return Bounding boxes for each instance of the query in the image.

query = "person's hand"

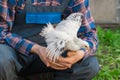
[31,45,85,70]
[47,60,68,70]
[30,44,50,67]
[56,50,85,68]
[47,50,85,69]
[30,44,68,70]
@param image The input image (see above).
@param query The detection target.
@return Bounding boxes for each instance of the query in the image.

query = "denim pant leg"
[0,44,22,80]
[19,53,100,80]
[54,56,100,80]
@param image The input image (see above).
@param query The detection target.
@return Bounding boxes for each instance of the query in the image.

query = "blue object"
[26,12,62,24]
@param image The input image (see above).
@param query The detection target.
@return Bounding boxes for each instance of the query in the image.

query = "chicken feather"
[40,12,89,62]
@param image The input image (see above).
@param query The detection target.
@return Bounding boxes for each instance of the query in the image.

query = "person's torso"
[12,0,70,45]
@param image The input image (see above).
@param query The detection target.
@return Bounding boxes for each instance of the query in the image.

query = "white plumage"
[40,12,89,62]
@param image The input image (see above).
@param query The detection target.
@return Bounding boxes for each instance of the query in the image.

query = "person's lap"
[0,44,22,80]
[0,44,100,80]
[19,53,100,80]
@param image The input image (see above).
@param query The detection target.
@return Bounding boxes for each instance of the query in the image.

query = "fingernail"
[47,63,50,67]
[68,65,71,68]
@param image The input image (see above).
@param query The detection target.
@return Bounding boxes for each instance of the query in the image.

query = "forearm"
[63,0,98,56]
[0,30,35,54]
[82,30,98,56]
[0,13,35,55]
[0,0,35,55]
[30,44,44,55]
[5,33,35,54]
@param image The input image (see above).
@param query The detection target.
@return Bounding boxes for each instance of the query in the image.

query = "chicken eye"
[60,41,63,44]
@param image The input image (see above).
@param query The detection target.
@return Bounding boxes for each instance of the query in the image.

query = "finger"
[46,43,54,56]
[67,51,76,57]
[58,56,73,64]
[46,48,51,57]
[49,60,68,70]
[53,47,60,62]
[47,44,56,61]
[46,62,50,67]
[46,59,50,67]
[49,60,66,68]
[50,47,57,62]
[49,64,67,70]
[56,61,72,68]
[40,56,50,67]
[54,50,61,62]
[63,51,84,64]
[58,55,79,64]
[48,56,72,68]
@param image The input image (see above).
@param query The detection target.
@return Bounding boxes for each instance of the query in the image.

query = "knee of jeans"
[0,44,17,58]
[88,58,100,77]
[0,58,18,80]
[0,57,16,73]
[0,59,7,76]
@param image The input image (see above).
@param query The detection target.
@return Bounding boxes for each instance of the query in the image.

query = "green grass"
[93,26,120,80]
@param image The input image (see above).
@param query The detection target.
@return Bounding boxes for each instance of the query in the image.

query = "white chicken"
[40,12,89,62]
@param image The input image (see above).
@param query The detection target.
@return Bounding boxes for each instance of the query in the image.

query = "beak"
[84,46,90,51]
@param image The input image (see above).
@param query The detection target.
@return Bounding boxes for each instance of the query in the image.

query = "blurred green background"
[93,26,120,80]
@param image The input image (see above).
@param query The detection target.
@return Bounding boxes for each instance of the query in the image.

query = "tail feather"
[66,12,83,24]
[40,23,54,37]
[46,39,66,61]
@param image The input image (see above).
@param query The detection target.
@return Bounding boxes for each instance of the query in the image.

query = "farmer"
[0,0,99,80]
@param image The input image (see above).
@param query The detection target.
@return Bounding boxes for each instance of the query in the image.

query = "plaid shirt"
[0,0,98,56]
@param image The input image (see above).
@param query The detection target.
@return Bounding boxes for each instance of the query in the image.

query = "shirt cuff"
[80,48,86,52]
[18,39,35,55]
[25,42,34,55]
[80,48,89,61]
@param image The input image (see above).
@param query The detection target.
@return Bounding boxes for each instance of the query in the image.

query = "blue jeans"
[0,44,100,80]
